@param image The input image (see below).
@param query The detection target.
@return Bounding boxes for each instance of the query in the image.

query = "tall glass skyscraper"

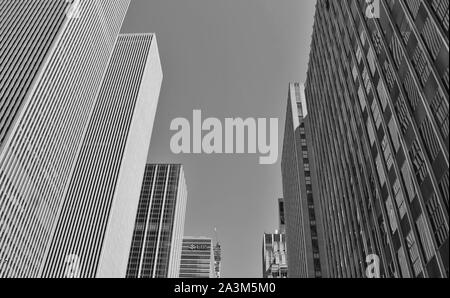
[0,0,131,278]
[281,83,328,278]
[179,237,214,278]
[126,164,187,278]
[305,0,448,278]
[41,33,163,278]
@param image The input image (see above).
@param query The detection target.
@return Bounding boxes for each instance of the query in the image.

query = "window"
[430,90,449,140]
[401,162,416,202]
[371,99,382,129]
[426,193,449,248]
[376,154,386,186]
[382,136,394,170]
[393,179,407,219]
[398,248,411,278]
[377,80,389,111]
[419,118,440,162]
[385,196,398,233]
[416,214,435,262]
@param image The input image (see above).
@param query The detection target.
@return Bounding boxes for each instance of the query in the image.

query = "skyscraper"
[41,33,163,278]
[281,83,328,278]
[262,233,288,278]
[179,237,214,278]
[305,0,448,278]
[0,0,131,278]
[126,164,187,278]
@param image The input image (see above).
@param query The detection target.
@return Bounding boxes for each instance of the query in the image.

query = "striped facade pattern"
[281,83,327,278]
[0,0,130,278]
[305,0,448,277]
[180,237,214,278]
[0,0,69,147]
[41,34,157,278]
[126,165,187,278]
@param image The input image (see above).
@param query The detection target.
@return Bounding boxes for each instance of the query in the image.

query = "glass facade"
[305,0,449,278]
[126,164,187,278]
[213,242,222,278]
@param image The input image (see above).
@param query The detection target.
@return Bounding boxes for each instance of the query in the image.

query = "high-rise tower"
[305,0,449,278]
[126,164,187,278]
[41,33,163,278]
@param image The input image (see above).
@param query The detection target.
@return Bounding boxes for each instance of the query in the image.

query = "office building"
[213,236,222,278]
[0,0,131,278]
[262,233,288,278]
[278,198,286,234]
[281,83,328,278]
[305,0,449,278]
[180,237,214,278]
[41,33,163,278]
[126,164,187,278]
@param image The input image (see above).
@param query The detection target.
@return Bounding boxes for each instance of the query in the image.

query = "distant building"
[41,33,163,279]
[126,164,187,278]
[281,83,328,278]
[180,237,214,278]
[262,233,288,278]
[278,198,286,234]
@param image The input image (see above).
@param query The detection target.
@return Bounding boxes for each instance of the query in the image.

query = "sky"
[121,0,316,278]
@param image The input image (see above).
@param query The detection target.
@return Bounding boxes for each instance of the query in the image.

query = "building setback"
[41,33,163,278]
[281,83,328,278]
[126,164,187,278]
[180,237,214,278]
[0,0,131,278]
[305,0,448,277]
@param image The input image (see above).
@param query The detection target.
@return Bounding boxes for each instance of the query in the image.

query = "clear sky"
[121,0,316,278]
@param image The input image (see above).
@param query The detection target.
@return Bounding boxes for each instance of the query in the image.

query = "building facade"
[305,0,449,278]
[213,241,222,278]
[278,198,286,234]
[179,237,214,278]
[262,233,288,278]
[41,33,163,278]
[0,0,131,278]
[126,165,187,278]
[281,83,328,278]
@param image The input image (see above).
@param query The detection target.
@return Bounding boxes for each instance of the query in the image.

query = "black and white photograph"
[0,0,449,292]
